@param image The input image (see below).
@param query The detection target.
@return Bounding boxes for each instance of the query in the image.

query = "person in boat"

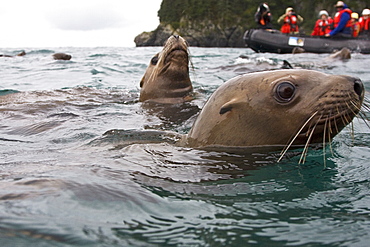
[254,3,273,29]
[277,7,304,34]
[325,1,352,38]
[350,12,361,38]
[311,10,333,36]
[359,8,370,36]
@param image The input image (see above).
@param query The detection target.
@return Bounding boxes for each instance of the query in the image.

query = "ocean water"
[0,46,369,246]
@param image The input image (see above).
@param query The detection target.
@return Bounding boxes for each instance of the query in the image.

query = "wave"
[26,49,55,55]
[0,89,20,96]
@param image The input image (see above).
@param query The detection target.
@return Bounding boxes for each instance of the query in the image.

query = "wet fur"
[185,69,367,162]
[139,36,193,103]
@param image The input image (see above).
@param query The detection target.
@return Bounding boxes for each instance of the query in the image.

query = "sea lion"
[217,58,293,74]
[326,47,351,60]
[104,69,366,162]
[0,51,26,57]
[53,53,72,60]
[291,47,351,60]
[139,35,193,104]
[286,48,352,70]
[185,69,364,153]
[292,47,305,54]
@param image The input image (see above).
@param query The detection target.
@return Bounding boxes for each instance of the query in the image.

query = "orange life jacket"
[359,17,370,31]
[311,18,333,36]
[333,8,352,28]
[281,15,299,34]
[352,22,361,37]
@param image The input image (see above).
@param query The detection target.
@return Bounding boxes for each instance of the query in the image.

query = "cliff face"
[135,0,369,47]
[135,0,247,47]
[134,22,245,47]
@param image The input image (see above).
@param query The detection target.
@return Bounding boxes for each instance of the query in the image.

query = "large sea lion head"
[186,69,365,151]
[139,35,193,103]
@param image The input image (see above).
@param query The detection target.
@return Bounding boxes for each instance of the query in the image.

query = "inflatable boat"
[243,29,370,54]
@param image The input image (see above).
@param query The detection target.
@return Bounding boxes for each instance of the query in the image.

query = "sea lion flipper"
[281,60,293,69]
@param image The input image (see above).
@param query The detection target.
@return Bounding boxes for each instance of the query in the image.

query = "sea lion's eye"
[275,82,296,102]
[151,56,158,65]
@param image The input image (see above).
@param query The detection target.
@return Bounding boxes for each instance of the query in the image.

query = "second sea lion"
[139,35,193,104]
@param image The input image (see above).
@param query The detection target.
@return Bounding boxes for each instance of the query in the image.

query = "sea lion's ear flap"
[219,99,238,115]
[219,105,232,114]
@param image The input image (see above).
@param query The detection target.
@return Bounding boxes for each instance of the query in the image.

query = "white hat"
[285,7,294,14]
[362,9,370,16]
[319,10,329,17]
[334,1,345,7]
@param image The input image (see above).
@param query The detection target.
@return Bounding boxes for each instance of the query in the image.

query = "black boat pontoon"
[244,29,370,54]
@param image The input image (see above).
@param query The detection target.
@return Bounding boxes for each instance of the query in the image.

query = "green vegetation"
[158,0,369,34]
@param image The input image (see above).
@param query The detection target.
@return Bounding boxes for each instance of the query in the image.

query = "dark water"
[0,47,370,246]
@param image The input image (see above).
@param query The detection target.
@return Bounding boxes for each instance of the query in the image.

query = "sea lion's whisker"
[350,121,355,141]
[299,116,321,164]
[344,101,356,133]
[306,119,316,137]
[278,111,318,163]
[362,100,370,107]
[326,117,334,155]
[342,108,351,126]
[357,112,370,129]
[362,103,370,111]
[345,99,355,111]
[361,103,370,116]
[360,107,370,119]
[333,112,340,134]
[327,117,333,146]
[336,103,348,127]
[348,100,362,116]
[322,116,329,167]
[359,102,370,120]
[327,109,334,135]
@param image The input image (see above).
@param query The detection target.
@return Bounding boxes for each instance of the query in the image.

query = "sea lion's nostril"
[353,79,363,97]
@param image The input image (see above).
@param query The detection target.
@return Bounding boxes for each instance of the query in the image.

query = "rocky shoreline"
[134,22,246,47]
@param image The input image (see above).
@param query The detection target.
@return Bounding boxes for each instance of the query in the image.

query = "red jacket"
[311,18,333,36]
[281,15,299,34]
[359,17,370,31]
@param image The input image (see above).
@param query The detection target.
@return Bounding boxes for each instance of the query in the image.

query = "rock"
[52,53,72,60]
[135,24,179,47]
[135,22,245,47]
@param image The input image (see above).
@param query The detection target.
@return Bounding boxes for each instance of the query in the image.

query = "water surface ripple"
[0,47,369,246]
